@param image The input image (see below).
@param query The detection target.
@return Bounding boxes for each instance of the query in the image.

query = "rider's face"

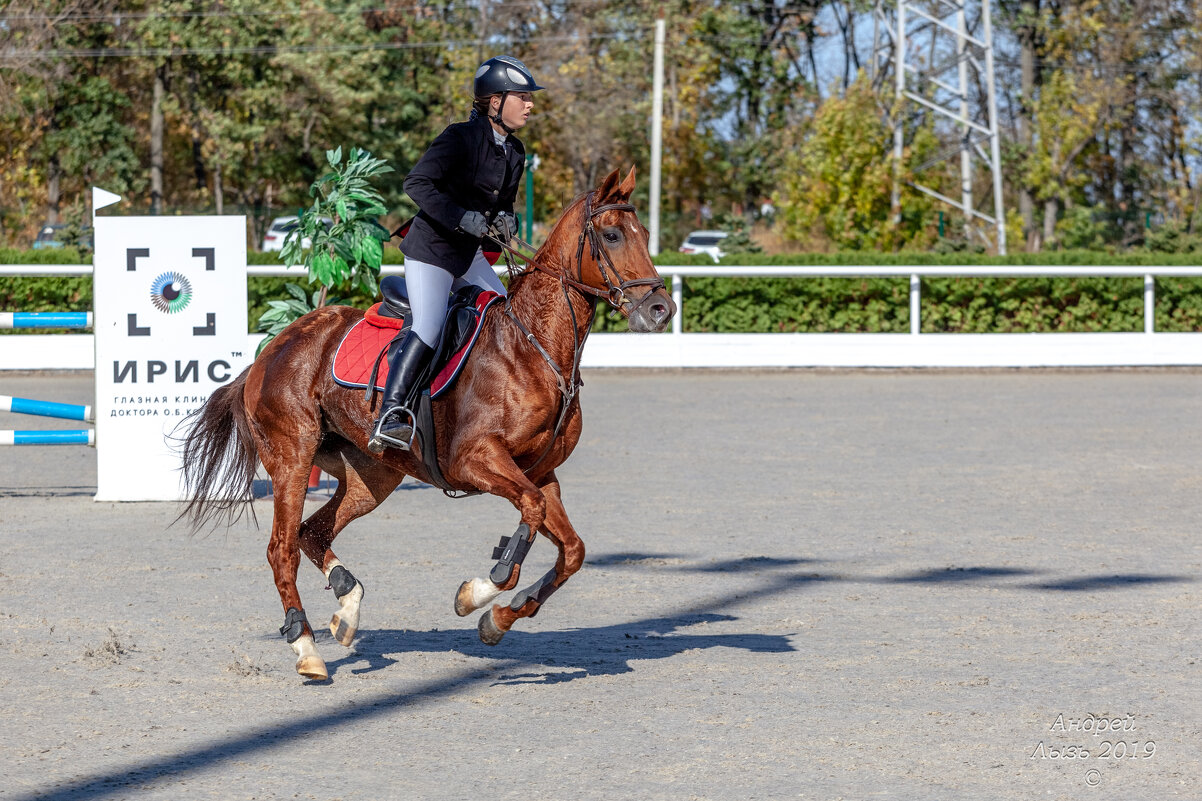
[491,92,534,131]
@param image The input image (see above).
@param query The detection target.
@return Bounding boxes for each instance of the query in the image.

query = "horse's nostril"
[651,302,669,321]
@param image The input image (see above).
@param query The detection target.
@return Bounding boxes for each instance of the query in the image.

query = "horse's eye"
[603,228,622,245]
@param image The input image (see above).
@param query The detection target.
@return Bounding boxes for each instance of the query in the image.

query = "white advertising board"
[93,216,249,501]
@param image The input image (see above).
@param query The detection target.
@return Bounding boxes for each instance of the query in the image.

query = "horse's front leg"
[487,473,584,641]
[454,468,584,646]
[449,440,551,642]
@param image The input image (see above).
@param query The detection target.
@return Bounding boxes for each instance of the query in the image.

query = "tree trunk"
[1043,197,1058,247]
[302,112,317,161]
[192,138,207,190]
[213,163,223,215]
[1018,0,1038,251]
[150,64,166,215]
[47,154,61,225]
[669,63,679,128]
[1117,124,1135,215]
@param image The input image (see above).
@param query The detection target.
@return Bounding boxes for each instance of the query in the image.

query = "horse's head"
[550,167,676,333]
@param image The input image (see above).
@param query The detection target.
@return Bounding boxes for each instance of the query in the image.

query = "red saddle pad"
[332,291,502,399]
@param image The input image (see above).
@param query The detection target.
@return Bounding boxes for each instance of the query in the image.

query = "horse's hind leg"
[300,444,406,647]
[296,484,366,648]
[264,459,328,681]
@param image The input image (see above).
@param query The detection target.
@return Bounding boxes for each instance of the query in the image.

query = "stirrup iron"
[368,405,416,453]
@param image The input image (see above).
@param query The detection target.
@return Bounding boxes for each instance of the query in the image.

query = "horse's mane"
[502,190,591,290]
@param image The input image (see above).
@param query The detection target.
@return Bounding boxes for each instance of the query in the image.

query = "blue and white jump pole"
[0,429,95,446]
[0,394,93,421]
[0,307,96,448]
[0,394,95,446]
[0,312,93,329]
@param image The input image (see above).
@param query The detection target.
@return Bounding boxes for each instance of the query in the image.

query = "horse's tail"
[175,368,259,532]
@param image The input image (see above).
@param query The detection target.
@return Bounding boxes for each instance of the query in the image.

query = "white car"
[261,215,333,252]
[678,230,727,262]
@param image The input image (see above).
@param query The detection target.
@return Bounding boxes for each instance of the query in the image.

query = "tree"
[0,0,136,227]
[779,77,936,250]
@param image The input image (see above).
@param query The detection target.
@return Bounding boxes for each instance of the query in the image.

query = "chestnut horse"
[178,167,675,680]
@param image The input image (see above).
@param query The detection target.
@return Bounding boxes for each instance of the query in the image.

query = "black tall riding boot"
[368,333,436,453]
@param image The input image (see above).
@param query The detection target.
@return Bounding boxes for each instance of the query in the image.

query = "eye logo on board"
[149,271,192,314]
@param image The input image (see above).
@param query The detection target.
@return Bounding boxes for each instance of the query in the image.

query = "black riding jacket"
[400,113,526,277]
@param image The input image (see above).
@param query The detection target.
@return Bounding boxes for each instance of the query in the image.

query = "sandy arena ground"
[0,368,1199,800]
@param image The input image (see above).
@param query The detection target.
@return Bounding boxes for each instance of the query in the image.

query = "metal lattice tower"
[873,0,1007,254]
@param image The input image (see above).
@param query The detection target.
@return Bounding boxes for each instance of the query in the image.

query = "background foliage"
[1,1,1200,257]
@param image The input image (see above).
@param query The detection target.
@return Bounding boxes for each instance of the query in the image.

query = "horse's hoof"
[455,581,475,617]
[329,582,363,646]
[296,654,328,681]
[291,635,328,681]
[366,436,385,455]
[456,577,502,617]
[330,612,355,646]
[477,607,506,646]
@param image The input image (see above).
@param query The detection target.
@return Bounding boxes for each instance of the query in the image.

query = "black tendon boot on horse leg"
[368,332,435,453]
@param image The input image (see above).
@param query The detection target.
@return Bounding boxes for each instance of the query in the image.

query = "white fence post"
[672,272,683,336]
[1144,274,1155,334]
[910,274,921,335]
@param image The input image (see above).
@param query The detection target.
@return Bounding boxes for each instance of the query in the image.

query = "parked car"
[32,223,93,250]
[678,230,727,262]
[261,215,333,252]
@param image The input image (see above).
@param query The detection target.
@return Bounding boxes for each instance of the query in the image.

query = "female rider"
[370,55,542,453]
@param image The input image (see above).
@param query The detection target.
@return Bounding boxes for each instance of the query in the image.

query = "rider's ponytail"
[470,96,491,121]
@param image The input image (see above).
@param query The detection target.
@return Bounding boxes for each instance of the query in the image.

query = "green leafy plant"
[255,283,342,356]
[256,146,393,353]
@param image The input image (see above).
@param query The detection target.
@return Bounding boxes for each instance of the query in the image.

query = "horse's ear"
[596,168,621,202]
[617,165,637,200]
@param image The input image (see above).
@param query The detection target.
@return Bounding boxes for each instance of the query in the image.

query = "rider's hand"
[494,212,517,243]
[458,211,488,238]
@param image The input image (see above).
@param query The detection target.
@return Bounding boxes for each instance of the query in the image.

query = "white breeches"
[405,249,507,348]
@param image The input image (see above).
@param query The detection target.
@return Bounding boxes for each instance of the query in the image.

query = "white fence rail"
[3,263,1201,369]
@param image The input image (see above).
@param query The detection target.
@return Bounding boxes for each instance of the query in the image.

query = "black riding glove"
[458,211,488,238]
[493,212,517,243]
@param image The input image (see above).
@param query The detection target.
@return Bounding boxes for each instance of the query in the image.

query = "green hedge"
[4,248,1201,334]
[0,249,94,334]
[658,275,1202,334]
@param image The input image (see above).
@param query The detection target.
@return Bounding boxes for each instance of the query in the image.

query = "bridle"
[567,191,667,317]
[486,190,667,474]
[490,190,666,315]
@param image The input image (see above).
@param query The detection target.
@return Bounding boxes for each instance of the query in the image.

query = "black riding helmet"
[474,55,544,134]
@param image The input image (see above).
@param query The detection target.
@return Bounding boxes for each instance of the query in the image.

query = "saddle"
[332,276,502,400]
[332,277,502,495]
